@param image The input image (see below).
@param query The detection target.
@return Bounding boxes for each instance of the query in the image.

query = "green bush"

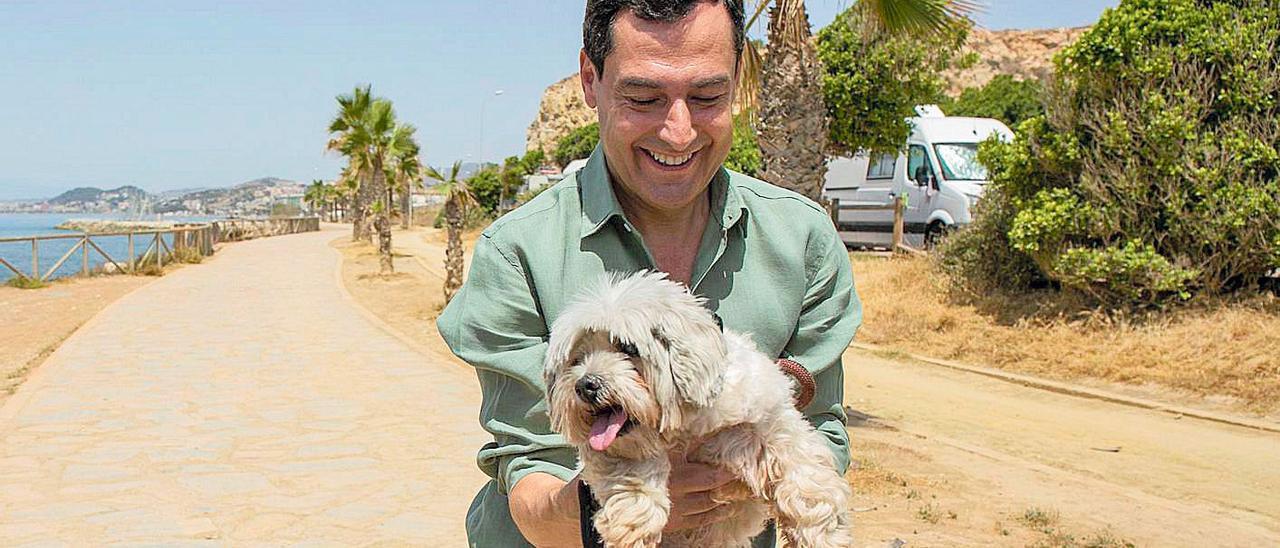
[554,122,599,167]
[941,0,1280,307]
[467,166,504,215]
[942,74,1044,127]
[5,276,47,289]
[817,6,970,154]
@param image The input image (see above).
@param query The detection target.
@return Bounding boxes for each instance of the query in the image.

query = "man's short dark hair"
[583,0,745,75]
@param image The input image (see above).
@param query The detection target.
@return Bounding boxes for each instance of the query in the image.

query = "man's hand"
[663,450,747,532]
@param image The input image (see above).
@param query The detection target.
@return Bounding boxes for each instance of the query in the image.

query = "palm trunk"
[373,157,394,275]
[400,182,412,229]
[444,199,465,303]
[757,2,829,205]
[350,181,365,241]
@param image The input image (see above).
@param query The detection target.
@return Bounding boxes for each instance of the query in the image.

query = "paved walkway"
[0,226,488,545]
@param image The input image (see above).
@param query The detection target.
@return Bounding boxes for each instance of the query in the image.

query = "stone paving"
[0,226,488,545]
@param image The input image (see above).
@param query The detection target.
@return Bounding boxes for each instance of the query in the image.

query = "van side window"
[866,153,896,180]
[908,145,933,182]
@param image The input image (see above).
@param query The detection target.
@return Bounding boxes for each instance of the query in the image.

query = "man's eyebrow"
[618,77,662,90]
[692,75,731,89]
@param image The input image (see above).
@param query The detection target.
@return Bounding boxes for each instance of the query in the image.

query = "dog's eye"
[617,340,639,358]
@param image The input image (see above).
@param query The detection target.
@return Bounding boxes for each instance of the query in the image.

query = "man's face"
[581,1,736,214]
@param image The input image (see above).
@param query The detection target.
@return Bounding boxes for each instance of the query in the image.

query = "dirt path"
[0,226,489,544]
[845,348,1280,546]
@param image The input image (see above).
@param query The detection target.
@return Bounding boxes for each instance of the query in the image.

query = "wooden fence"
[829,197,925,255]
[0,216,320,283]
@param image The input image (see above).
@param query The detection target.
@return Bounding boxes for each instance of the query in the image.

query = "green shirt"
[437,145,861,547]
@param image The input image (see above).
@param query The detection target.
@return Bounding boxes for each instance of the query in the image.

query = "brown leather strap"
[776,358,816,410]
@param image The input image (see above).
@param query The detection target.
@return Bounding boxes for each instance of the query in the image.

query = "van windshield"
[933,143,988,181]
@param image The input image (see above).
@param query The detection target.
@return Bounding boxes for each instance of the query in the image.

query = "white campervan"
[823,106,1013,249]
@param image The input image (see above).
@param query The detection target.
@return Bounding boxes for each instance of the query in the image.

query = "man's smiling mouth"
[643,147,696,168]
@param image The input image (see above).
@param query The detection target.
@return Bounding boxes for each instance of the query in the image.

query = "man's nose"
[658,99,696,151]
[575,374,605,404]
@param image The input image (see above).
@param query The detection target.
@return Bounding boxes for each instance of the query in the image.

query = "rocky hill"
[525,26,1087,155]
[48,186,148,208]
[8,178,303,216]
[941,26,1087,95]
[154,177,303,216]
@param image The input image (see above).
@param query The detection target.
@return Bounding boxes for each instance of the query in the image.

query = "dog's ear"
[544,325,586,433]
[653,313,727,408]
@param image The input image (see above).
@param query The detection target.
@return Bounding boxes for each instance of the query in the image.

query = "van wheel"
[924,221,950,249]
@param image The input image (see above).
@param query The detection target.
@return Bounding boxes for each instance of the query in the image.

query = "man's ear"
[579,49,599,109]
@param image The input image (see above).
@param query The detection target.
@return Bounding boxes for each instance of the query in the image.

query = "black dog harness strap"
[578,480,605,547]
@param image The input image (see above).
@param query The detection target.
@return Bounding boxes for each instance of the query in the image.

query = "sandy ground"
[349,226,1280,547]
[0,227,488,544]
[1,275,153,403]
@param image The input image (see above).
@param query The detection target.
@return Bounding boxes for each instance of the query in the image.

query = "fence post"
[155,233,162,269]
[31,238,39,280]
[82,236,89,276]
[128,233,135,273]
[892,195,905,253]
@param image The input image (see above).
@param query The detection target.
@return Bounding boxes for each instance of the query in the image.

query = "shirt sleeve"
[784,222,862,474]
[436,233,578,494]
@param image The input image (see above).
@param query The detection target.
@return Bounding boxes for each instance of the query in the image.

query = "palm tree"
[333,165,358,222]
[738,0,979,203]
[387,130,423,229]
[327,85,376,242]
[424,161,475,303]
[304,180,328,217]
[364,110,417,275]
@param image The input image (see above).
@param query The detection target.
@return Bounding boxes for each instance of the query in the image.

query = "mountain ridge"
[1,177,305,216]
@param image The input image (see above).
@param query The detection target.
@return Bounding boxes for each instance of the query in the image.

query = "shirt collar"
[579,144,748,239]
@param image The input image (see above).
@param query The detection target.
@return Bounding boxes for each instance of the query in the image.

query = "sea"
[0,212,217,282]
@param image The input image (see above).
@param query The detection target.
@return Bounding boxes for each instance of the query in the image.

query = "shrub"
[554,122,599,168]
[5,276,47,289]
[817,6,970,154]
[173,247,204,264]
[467,166,504,215]
[941,0,1280,308]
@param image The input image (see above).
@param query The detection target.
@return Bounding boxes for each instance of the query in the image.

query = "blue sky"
[0,0,1116,200]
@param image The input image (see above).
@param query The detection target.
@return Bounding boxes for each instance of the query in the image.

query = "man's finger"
[669,462,737,492]
[666,502,733,531]
[671,490,722,516]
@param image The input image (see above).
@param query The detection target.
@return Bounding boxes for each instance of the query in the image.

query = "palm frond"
[859,0,982,37]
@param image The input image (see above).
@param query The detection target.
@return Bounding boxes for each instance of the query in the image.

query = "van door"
[902,143,937,248]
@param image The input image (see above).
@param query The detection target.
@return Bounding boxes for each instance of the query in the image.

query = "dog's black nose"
[575,375,604,403]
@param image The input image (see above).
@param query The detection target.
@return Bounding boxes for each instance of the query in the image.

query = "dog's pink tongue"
[588,409,627,452]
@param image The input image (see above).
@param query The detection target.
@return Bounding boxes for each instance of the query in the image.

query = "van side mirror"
[914,166,930,186]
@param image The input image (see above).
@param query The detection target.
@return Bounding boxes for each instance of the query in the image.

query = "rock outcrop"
[941,27,1088,95]
[526,75,596,158]
[526,27,1088,153]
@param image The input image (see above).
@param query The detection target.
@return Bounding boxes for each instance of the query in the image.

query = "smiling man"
[437,1,860,546]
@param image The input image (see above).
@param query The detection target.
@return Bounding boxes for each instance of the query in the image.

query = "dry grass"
[852,253,1280,412]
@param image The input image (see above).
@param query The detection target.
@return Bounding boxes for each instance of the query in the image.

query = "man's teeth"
[648,150,694,166]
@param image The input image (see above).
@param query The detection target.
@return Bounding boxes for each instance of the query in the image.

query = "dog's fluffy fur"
[544,271,853,547]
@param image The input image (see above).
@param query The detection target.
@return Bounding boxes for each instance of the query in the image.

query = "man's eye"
[627,97,658,106]
[693,94,726,104]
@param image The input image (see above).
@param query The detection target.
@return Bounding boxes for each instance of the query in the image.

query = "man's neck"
[612,183,711,243]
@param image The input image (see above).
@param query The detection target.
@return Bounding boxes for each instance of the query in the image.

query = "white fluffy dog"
[544,271,852,547]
